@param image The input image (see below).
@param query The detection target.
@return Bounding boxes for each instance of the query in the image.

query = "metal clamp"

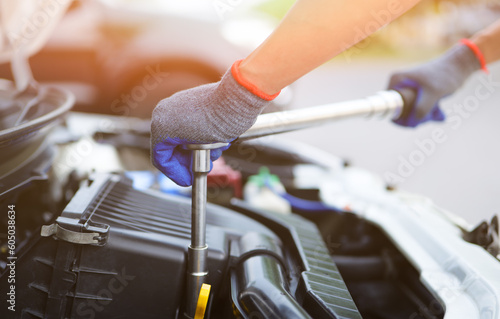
[41,216,109,246]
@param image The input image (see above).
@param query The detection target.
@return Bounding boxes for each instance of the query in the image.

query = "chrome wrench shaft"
[184,143,228,319]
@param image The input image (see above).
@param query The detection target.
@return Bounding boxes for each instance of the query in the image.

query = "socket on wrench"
[183,142,228,319]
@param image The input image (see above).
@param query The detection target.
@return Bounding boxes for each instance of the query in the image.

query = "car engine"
[0,81,454,318]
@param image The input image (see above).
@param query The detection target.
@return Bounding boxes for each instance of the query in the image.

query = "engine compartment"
[1,172,362,318]
[0,113,448,318]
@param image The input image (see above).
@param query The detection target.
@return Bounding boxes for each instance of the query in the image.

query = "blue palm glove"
[151,61,276,186]
[152,137,230,186]
[389,44,481,128]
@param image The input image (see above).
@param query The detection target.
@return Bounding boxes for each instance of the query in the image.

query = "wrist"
[232,60,281,101]
[439,42,483,82]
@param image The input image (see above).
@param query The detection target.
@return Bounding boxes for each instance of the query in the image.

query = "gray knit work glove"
[151,60,278,186]
[389,43,482,127]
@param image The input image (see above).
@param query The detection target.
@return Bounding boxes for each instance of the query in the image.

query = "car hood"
[0,1,74,194]
[0,0,71,64]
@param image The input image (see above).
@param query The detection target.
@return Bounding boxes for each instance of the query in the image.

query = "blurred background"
[0,0,499,225]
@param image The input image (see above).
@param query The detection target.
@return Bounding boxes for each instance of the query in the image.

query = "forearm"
[240,0,421,95]
[471,18,500,65]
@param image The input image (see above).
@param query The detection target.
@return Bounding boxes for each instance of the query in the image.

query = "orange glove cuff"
[231,60,280,101]
[460,38,489,74]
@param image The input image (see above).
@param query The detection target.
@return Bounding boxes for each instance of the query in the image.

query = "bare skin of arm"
[239,0,421,96]
[471,18,500,65]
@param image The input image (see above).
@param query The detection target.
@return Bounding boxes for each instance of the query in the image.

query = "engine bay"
[1,80,499,318]
[0,110,452,318]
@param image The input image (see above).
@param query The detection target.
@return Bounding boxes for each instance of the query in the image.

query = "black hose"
[231,232,312,319]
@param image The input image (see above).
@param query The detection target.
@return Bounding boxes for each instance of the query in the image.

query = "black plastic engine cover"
[0,173,360,319]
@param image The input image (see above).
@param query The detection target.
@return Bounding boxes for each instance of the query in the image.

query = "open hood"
[0,1,75,191]
[0,0,71,64]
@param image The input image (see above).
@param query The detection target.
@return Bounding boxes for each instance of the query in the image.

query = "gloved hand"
[151,61,277,186]
[389,43,481,127]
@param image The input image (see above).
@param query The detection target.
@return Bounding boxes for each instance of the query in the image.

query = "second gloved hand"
[151,61,277,186]
[389,43,481,127]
